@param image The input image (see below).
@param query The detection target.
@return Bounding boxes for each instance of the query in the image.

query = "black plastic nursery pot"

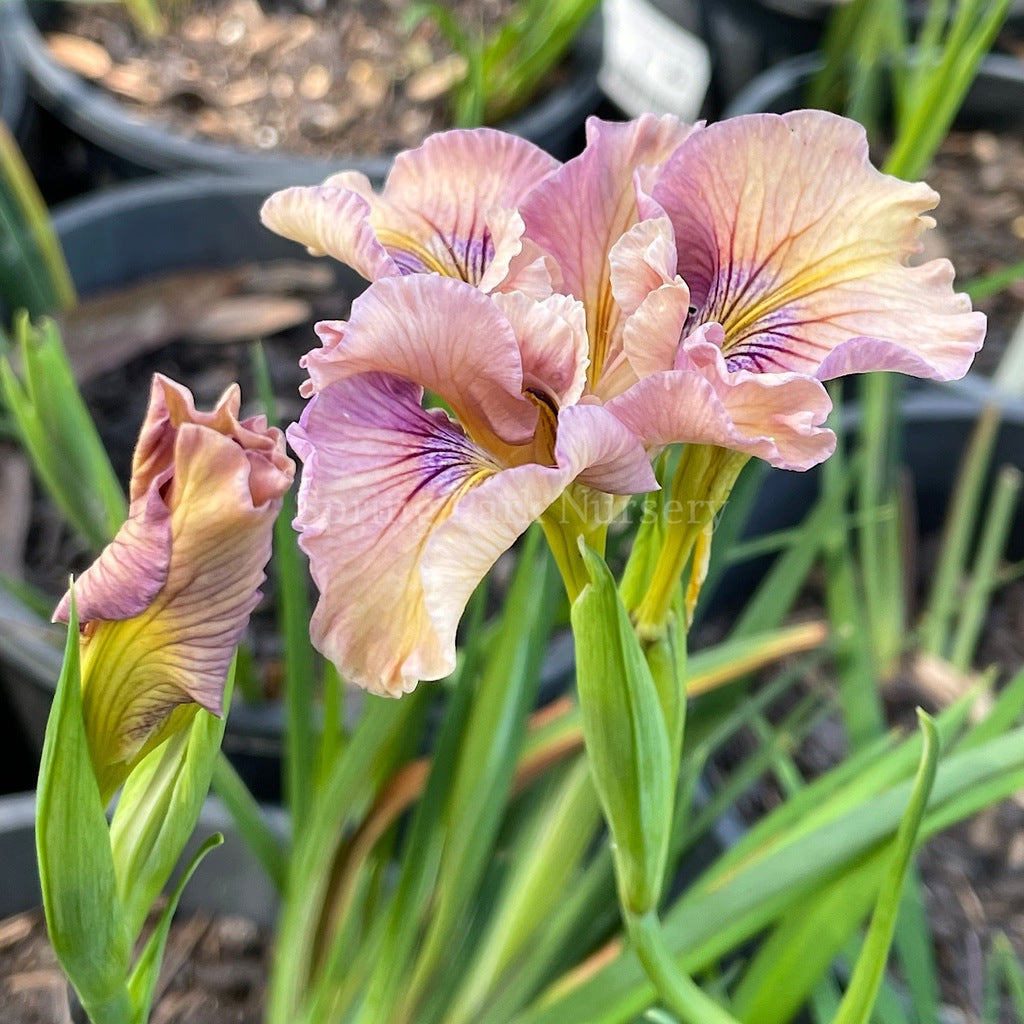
[0,791,280,930]
[678,0,1024,114]
[5,0,602,188]
[0,2,28,132]
[701,382,1024,627]
[724,50,1024,133]
[643,0,827,115]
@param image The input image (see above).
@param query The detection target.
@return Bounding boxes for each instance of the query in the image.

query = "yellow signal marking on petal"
[589,277,619,388]
[375,228,456,277]
[525,388,560,468]
[718,247,887,351]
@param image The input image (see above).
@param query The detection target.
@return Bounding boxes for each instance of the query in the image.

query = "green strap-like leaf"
[832,711,940,1024]
[36,588,133,1024]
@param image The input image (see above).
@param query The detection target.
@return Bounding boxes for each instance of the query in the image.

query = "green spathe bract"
[109,664,235,940]
[572,544,672,918]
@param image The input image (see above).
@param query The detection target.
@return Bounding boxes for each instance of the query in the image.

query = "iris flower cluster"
[259,111,982,696]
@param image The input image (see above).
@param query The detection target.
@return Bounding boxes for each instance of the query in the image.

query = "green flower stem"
[541,491,607,602]
[633,447,747,640]
[625,911,741,1024]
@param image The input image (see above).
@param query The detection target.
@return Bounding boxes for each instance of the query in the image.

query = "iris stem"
[540,493,607,602]
[634,447,747,639]
[625,911,742,1024]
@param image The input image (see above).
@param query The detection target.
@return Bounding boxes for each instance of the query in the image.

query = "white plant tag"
[600,0,712,122]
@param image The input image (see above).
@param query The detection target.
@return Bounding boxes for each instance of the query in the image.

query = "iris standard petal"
[520,114,697,389]
[652,109,985,380]
[610,216,693,381]
[490,290,590,408]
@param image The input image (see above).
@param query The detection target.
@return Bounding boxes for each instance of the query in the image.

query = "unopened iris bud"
[53,374,294,801]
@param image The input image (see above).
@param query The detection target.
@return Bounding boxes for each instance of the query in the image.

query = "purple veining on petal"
[388,248,429,275]
[453,228,495,284]
[385,228,496,284]
[404,407,496,501]
[724,352,762,373]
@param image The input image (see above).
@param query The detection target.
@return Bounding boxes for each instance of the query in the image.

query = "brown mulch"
[927,128,1024,377]
[48,0,521,160]
[0,909,268,1024]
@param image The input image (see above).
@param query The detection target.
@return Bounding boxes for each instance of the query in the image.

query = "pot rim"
[7,0,602,180]
[724,51,1024,119]
[0,4,28,131]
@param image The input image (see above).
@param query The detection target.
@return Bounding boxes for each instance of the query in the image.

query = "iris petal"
[262,129,559,289]
[652,110,985,381]
[608,325,835,472]
[520,114,698,391]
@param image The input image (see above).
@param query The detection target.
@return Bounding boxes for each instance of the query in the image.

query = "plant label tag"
[600,0,711,122]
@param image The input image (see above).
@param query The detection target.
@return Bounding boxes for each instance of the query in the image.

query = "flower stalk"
[633,446,748,639]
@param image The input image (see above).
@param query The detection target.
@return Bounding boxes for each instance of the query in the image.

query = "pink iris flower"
[266,111,983,696]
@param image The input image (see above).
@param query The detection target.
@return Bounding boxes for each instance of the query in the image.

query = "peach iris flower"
[265,112,983,696]
[54,375,294,799]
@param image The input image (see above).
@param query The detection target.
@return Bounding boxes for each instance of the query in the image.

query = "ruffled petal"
[260,184,397,282]
[555,403,658,494]
[490,290,590,407]
[488,209,559,299]
[609,216,692,381]
[385,128,560,221]
[291,367,658,696]
[290,372,525,696]
[265,130,558,288]
[608,324,835,471]
[304,275,539,450]
[520,114,697,388]
[652,110,985,380]
[66,376,293,795]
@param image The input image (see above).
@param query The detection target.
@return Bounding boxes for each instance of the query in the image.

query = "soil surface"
[48,0,533,160]
[926,129,1024,377]
[0,909,268,1023]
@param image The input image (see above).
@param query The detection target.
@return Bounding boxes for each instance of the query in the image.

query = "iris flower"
[267,111,983,694]
[54,375,294,799]
[288,275,657,696]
